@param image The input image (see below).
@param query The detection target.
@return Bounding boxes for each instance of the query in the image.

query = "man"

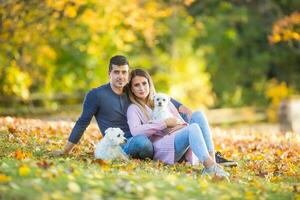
[54,55,237,166]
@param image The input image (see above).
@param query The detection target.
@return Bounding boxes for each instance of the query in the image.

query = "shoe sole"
[218,161,238,167]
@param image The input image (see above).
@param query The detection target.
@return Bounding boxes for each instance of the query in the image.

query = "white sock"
[205,164,217,172]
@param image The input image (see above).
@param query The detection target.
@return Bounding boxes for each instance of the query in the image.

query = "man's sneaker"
[201,164,230,178]
[215,151,238,167]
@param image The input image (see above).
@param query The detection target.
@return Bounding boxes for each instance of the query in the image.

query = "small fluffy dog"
[151,93,186,134]
[151,93,174,120]
[94,127,129,161]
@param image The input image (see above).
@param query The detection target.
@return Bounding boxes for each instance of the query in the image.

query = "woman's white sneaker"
[201,164,230,178]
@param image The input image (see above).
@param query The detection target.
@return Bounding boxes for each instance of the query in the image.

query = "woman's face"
[131,75,150,101]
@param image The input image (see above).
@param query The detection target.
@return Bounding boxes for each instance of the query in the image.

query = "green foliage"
[187,0,300,107]
[0,0,300,108]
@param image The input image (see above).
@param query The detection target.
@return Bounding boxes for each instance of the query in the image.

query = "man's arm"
[170,98,193,121]
[53,89,99,155]
[178,104,193,121]
[170,98,182,110]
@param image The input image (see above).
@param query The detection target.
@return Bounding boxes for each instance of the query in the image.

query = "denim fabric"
[174,123,210,163]
[175,111,214,162]
[189,111,214,152]
[122,135,153,159]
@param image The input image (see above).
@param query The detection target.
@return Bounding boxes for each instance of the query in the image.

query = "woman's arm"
[127,105,167,137]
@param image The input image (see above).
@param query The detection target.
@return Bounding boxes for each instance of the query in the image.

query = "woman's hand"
[164,117,180,127]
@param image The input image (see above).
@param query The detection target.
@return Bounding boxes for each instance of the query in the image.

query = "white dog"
[94,127,129,161]
[151,93,187,135]
[151,93,174,120]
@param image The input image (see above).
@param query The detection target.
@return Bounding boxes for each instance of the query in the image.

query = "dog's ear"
[115,128,125,137]
[167,95,170,102]
[115,127,121,132]
[105,128,112,135]
[152,93,157,101]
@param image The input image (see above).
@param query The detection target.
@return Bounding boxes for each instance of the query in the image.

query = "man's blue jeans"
[122,135,153,159]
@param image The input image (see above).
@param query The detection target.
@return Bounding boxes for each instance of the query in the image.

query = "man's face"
[109,64,129,89]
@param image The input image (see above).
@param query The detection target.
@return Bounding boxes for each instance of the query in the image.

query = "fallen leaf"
[19,165,31,176]
[36,160,53,169]
[68,181,81,193]
[0,173,11,183]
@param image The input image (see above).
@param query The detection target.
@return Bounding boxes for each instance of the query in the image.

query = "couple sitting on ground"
[54,55,237,178]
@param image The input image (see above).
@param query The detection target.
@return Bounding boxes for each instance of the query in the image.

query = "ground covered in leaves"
[0,116,299,200]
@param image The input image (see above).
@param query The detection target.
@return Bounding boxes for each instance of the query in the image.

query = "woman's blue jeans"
[175,111,215,163]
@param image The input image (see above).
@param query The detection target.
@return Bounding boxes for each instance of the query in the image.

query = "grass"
[0,117,299,200]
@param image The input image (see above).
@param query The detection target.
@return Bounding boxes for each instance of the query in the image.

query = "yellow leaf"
[51,191,64,199]
[176,185,185,191]
[64,6,77,18]
[144,196,159,200]
[68,181,81,193]
[245,191,256,200]
[165,174,177,184]
[19,165,31,176]
[198,179,208,190]
[93,159,110,171]
[15,150,25,160]
[0,173,11,183]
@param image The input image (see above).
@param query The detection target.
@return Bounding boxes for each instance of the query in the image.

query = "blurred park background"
[0,0,299,125]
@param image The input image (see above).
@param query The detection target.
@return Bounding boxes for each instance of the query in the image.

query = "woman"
[126,69,229,178]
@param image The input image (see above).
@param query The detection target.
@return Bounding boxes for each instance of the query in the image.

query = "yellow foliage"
[77,1,172,47]
[269,12,300,44]
[64,5,77,18]
[46,0,67,11]
[39,45,57,61]
[265,79,289,105]
[2,19,13,30]
[2,61,32,100]
[168,52,215,109]
[265,79,290,122]
[184,0,195,6]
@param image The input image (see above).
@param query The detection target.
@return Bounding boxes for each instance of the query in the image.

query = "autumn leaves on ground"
[0,117,299,200]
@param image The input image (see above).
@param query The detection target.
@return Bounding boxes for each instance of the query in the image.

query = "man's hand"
[51,150,66,156]
[164,117,180,128]
[51,141,75,156]
[178,105,193,122]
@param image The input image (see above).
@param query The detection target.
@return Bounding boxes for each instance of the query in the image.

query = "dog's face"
[104,128,127,145]
[153,93,170,109]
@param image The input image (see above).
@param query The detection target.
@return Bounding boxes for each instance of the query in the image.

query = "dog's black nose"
[124,138,127,143]
[158,102,162,106]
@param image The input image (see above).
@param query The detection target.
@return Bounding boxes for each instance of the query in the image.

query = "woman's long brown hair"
[127,69,156,120]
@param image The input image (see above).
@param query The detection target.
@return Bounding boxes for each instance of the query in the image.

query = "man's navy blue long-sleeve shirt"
[68,83,182,144]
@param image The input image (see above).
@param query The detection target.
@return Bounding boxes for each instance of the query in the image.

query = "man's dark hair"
[109,55,129,73]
